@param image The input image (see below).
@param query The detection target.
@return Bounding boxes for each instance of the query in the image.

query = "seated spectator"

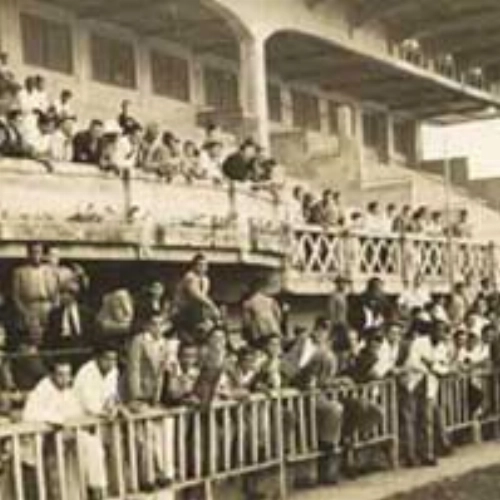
[112,123,143,176]
[146,130,182,181]
[198,139,224,182]
[29,113,56,159]
[222,138,258,182]
[289,185,305,225]
[32,75,49,115]
[302,192,317,224]
[384,203,397,233]
[0,52,14,84]
[23,359,108,499]
[137,122,161,172]
[52,89,74,121]
[49,116,76,162]
[118,99,140,134]
[452,209,472,239]
[426,210,444,237]
[393,205,412,234]
[180,140,200,180]
[73,119,104,164]
[347,211,365,232]
[0,108,32,158]
[364,201,387,234]
[310,190,342,227]
[99,122,121,174]
[18,76,37,116]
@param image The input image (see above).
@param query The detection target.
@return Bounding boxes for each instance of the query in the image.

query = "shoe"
[421,458,437,467]
[156,476,174,489]
[139,482,156,493]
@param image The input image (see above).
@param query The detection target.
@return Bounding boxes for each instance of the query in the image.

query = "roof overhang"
[267,31,500,123]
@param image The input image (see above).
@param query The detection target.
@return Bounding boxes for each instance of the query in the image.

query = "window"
[327,101,340,135]
[21,13,73,74]
[268,84,282,123]
[203,66,239,111]
[291,90,321,131]
[151,50,190,102]
[394,120,415,157]
[90,34,136,88]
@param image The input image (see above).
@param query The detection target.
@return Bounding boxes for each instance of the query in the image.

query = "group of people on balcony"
[0,55,284,192]
[291,186,473,238]
[0,243,498,498]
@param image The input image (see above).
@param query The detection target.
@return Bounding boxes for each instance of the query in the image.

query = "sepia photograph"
[0,0,499,499]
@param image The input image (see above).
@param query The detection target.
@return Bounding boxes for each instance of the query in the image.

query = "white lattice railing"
[289,229,495,292]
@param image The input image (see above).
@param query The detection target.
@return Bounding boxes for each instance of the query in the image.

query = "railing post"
[390,378,400,469]
[122,170,133,222]
[489,242,498,290]
[275,393,288,500]
[447,236,457,288]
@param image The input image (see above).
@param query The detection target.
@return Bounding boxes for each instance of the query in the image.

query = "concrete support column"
[386,113,395,166]
[239,35,270,151]
[413,120,424,167]
[352,104,365,185]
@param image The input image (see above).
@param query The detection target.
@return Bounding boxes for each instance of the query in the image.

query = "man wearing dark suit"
[221,138,258,182]
[45,281,94,351]
[73,119,104,164]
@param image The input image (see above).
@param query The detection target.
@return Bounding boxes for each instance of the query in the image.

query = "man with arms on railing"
[22,359,108,500]
[125,309,176,492]
[400,319,453,466]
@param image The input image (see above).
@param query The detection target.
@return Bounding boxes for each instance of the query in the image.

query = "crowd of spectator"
[0,53,284,191]
[0,242,498,498]
[290,186,473,238]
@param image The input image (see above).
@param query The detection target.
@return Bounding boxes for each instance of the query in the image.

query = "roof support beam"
[399,9,500,42]
[353,0,415,27]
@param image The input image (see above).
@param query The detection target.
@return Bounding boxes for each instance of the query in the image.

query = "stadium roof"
[350,0,500,76]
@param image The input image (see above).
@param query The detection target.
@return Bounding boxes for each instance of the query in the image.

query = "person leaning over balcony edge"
[222,137,259,182]
[73,119,105,164]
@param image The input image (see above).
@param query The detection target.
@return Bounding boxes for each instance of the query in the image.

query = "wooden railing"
[1,371,499,499]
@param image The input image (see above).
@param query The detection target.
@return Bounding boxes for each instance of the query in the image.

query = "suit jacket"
[126,332,168,404]
[73,130,103,164]
[45,303,94,349]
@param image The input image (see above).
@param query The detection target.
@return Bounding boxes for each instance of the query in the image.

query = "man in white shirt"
[112,123,143,176]
[398,274,432,313]
[400,320,452,465]
[50,116,75,162]
[74,345,119,418]
[198,140,225,182]
[23,360,108,500]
